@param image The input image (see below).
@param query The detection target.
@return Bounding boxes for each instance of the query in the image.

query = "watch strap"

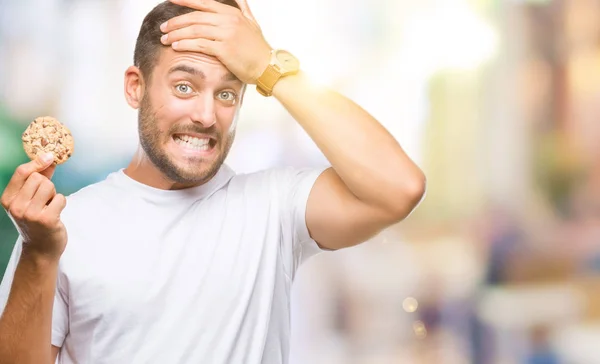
[256,65,281,97]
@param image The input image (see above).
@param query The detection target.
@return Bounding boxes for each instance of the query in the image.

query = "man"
[0,0,426,363]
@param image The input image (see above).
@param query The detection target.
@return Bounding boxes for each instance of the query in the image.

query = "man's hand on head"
[160,0,272,85]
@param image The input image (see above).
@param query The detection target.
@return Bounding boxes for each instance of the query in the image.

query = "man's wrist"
[20,246,61,269]
[252,48,274,85]
[271,71,309,98]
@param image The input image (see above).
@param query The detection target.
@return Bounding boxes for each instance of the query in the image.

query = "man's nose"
[190,93,216,128]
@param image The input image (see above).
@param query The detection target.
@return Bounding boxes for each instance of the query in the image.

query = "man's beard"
[137,95,235,186]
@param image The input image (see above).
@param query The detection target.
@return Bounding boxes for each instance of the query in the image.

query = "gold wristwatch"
[256,49,300,97]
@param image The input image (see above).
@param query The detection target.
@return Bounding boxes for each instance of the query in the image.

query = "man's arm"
[52,346,60,362]
[0,154,68,364]
[272,73,425,250]
[0,252,61,364]
[160,0,426,249]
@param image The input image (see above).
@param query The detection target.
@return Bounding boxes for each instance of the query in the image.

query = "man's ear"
[124,65,145,109]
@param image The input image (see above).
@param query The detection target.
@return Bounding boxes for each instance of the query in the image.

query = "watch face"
[275,50,300,72]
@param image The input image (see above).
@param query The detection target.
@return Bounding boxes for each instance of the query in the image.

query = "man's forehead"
[157,48,241,83]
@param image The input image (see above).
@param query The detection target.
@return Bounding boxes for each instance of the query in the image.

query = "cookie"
[22,116,74,165]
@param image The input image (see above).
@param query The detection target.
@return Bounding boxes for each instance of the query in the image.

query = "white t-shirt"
[0,164,326,364]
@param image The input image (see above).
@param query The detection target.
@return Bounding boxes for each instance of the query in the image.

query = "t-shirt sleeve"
[52,268,69,347]
[0,237,23,313]
[0,237,69,348]
[276,167,328,278]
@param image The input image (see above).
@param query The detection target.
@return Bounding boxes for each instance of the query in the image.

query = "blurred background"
[2,0,600,363]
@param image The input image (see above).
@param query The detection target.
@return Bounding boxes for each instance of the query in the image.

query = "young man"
[0,0,425,363]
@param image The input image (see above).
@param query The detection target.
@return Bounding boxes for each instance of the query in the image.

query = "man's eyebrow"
[168,64,242,84]
[222,72,241,83]
[168,65,205,78]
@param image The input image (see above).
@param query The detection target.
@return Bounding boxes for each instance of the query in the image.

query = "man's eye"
[217,91,236,101]
[175,84,193,94]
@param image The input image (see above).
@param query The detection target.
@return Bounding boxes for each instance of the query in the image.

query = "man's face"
[138,48,245,186]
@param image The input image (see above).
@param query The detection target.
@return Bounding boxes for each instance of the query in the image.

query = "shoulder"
[229,167,325,187]
[61,171,122,222]
[226,168,278,191]
[226,167,327,200]
[64,172,118,203]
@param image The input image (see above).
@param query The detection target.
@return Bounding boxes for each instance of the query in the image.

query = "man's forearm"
[272,72,426,217]
[0,249,58,364]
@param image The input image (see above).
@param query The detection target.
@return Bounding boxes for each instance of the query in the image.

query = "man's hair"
[134,0,240,80]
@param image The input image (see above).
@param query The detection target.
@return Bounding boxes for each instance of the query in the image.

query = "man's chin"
[165,159,221,185]
[170,153,219,171]
[159,139,228,185]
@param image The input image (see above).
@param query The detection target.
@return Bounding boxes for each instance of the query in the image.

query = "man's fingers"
[6,172,45,218]
[27,179,56,216]
[11,153,53,185]
[17,172,46,202]
[160,11,223,33]
[44,193,67,218]
[1,153,54,207]
[40,164,56,180]
[172,38,219,56]
[232,0,257,22]
[162,24,223,44]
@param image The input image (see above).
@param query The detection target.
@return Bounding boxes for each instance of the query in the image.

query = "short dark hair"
[133,0,240,80]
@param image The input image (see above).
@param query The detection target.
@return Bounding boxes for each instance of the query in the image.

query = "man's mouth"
[172,134,216,152]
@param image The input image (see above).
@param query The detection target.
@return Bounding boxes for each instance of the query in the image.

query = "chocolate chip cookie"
[22,116,74,165]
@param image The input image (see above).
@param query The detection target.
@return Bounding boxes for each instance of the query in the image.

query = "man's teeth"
[174,135,210,151]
